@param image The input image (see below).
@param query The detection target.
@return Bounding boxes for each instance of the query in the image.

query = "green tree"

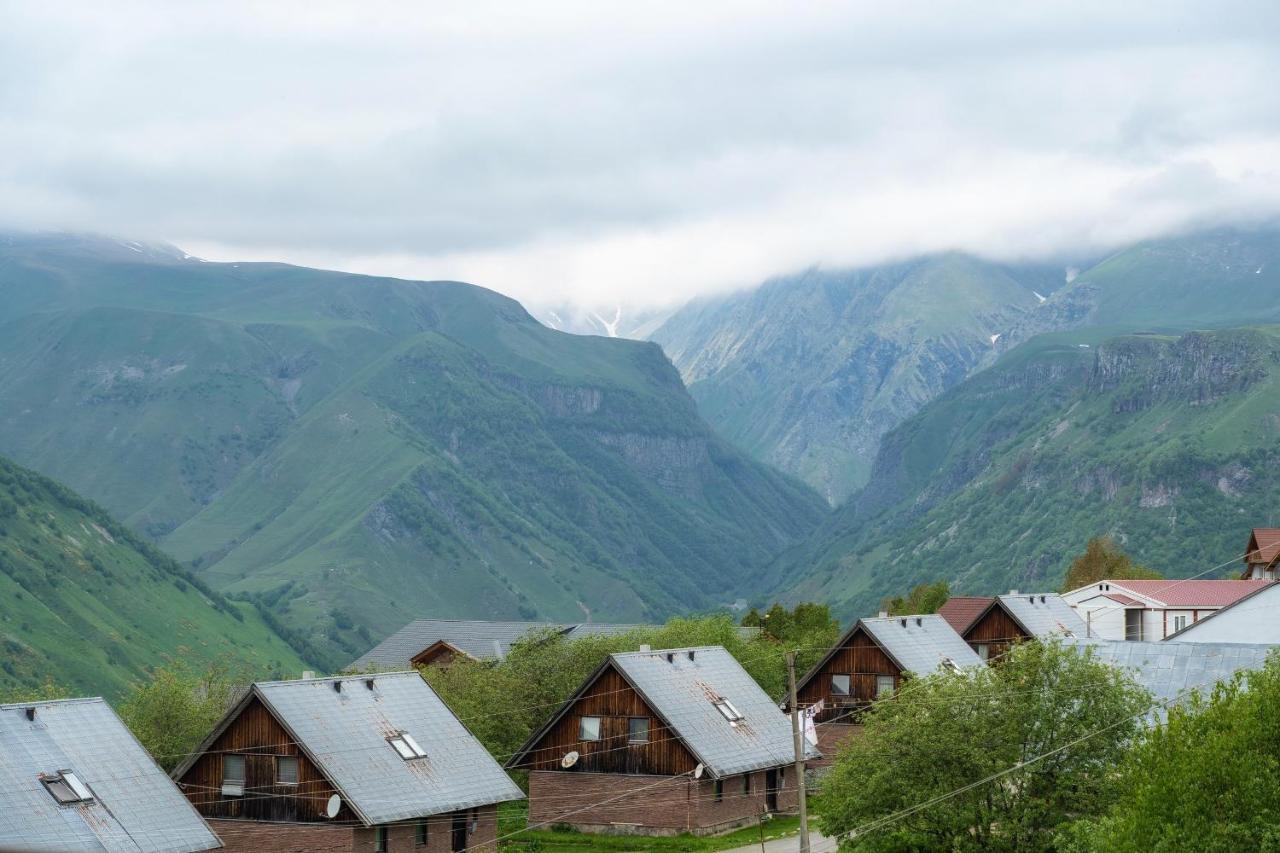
[881,580,950,616]
[1072,654,1280,852]
[815,641,1150,852]
[422,614,798,761]
[0,677,71,704]
[119,661,243,771]
[1059,536,1161,592]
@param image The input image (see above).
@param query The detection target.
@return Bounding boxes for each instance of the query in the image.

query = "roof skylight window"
[43,771,93,805]
[389,732,427,760]
[713,698,743,723]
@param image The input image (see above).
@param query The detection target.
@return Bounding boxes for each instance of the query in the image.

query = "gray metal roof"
[997,593,1087,638]
[608,646,814,778]
[0,697,220,852]
[860,615,985,674]
[1063,638,1276,721]
[348,618,758,670]
[252,672,521,825]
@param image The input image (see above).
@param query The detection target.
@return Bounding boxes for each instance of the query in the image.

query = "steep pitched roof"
[938,597,994,634]
[510,646,811,778]
[0,697,220,853]
[859,615,986,673]
[988,593,1087,638]
[1064,638,1275,722]
[1108,579,1273,607]
[174,672,521,826]
[1245,527,1280,566]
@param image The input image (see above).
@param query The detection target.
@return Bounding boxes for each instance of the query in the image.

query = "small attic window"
[713,698,743,723]
[389,732,427,760]
[43,771,93,805]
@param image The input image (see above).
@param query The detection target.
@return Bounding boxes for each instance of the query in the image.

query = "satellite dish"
[561,751,580,769]
[325,794,341,819]
[693,763,704,779]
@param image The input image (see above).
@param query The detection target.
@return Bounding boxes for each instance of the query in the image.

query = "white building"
[1062,579,1274,641]
[1165,581,1280,643]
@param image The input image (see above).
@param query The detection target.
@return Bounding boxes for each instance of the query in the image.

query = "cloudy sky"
[3,1,1280,313]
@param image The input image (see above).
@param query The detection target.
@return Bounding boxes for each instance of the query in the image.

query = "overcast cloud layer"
[3,1,1280,311]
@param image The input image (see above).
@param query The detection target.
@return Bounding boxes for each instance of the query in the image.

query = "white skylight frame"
[389,732,427,760]
[42,770,94,805]
[713,698,744,723]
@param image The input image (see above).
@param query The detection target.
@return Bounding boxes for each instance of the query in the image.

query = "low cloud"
[2,1,1279,311]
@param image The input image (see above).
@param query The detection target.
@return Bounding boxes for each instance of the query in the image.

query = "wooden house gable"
[796,625,902,722]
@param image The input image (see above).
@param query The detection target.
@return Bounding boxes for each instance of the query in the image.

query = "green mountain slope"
[0,453,307,699]
[770,325,1280,618]
[0,233,826,666]
[650,228,1280,503]
[649,255,1069,503]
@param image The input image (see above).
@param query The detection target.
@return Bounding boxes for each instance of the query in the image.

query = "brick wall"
[207,819,354,853]
[811,722,862,768]
[208,804,498,853]
[528,769,796,837]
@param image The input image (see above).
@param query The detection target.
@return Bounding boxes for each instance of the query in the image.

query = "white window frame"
[830,674,851,696]
[389,733,427,760]
[875,675,896,699]
[627,717,649,743]
[975,643,990,661]
[579,716,602,741]
[275,755,299,785]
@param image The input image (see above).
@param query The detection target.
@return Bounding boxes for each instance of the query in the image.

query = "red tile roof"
[1098,593,1143,606]
[1110,579,1274,607]
[937,596,994,634]
[1246,528,1280,566]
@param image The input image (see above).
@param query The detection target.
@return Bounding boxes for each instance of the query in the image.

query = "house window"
[1172,614,1188,633]
[713,779,723,802]
[974,644,989,661]
[222,754,246,796]
[42,771,93,805]
[579,716,601,741]
[830,674,850,696]
[389,732,427,760]
[875,675,895,699]
[275,755,298,785]
[742,774,751,794]
[416,820,428,846]
[374,826,388,853]
[628,717,649,743]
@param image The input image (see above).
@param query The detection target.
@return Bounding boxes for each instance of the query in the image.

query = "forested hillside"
[771,325,1280,618]
[0,233,826,666]
[0,453,307,698]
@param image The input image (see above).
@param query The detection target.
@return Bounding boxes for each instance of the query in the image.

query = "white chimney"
[878,611,888,618]
[1009,589,1019,596]
[639,644,651,653]
[302,670,315,680]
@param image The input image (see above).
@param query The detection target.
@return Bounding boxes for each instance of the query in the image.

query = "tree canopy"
[880,580,950,616]
[815,641,1151,852]
[118,660,244,772]
[1060,536,1161,592]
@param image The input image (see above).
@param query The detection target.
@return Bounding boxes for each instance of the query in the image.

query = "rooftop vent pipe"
[332,681,342,693]
[25,708,35,721]
[365,679,375,691]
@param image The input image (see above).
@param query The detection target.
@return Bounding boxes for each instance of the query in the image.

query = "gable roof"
[173,672,521,826]
[1066,579,1273,608]
[937,597,994,634]
[980,593,1087,639]
[798,615,984,694]
[0,697,220,853]
[1063,638,1275,722]
[1165,582,1280,643]
[1245,527,1280,567]
[509,646,810,778]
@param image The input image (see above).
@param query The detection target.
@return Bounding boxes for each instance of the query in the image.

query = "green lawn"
[497,801,801,852]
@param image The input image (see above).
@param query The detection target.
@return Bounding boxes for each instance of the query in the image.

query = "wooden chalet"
[172,672,521,853]
[790,614,983,764]
[959,592,1086,661]
[507,645,813,837]
[1241,527,1280,580]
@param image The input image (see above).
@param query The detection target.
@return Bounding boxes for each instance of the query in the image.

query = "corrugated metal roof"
[251,672,522,825]
[997,593,1087,638]
[860,615,985,674]
[610,646,811,778]
[0,698,220,853]
[1107,579,1273,607]
[1063,638,1275,722]
[938,597,993,634]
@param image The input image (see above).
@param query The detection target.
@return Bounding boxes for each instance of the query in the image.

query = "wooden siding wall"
[516,664,698,775]
[795,629,901,723]
[177,696,358,824]
[963,607,1027,661]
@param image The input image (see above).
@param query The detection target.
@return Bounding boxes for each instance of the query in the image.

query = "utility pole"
[787,650,811,853]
